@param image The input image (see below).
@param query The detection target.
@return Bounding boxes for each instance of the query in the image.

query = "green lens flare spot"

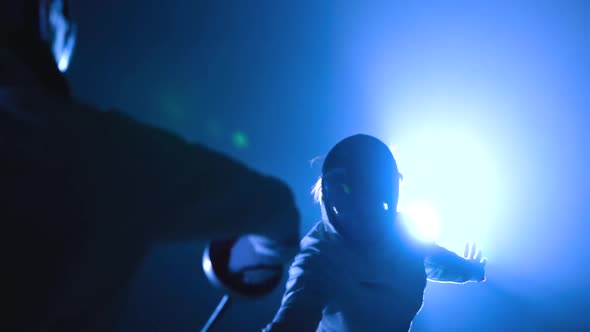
[232,131,249,149]
[341,183,351,194]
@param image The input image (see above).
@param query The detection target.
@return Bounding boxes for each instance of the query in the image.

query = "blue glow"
[203,256,212,273]
[69,1,588,330]
[56,26,76,73]
[58,55,70,72]
[49,0,76,73]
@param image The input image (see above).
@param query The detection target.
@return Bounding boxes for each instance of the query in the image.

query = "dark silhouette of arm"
[71,108,300,245]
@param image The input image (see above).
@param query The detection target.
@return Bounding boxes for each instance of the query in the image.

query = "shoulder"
[292,221,345,273]
[300,221,326,248]
[300,221,342,252]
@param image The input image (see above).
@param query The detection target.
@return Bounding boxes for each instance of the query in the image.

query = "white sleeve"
[263,249,327,332]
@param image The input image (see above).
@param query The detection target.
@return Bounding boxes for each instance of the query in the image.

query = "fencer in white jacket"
[264,134,487,332]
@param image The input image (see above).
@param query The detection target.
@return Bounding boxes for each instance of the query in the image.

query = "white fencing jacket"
[264,216,485,332]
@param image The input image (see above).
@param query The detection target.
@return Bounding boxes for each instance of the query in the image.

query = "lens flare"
[399,202,441,242]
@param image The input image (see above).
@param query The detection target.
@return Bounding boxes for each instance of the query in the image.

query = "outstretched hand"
[463,242,488,282]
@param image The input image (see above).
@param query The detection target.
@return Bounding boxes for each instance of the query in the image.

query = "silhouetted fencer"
[264,134,487,332]
[0,1,300,331]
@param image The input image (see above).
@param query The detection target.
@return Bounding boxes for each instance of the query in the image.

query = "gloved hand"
[463,242,488,282]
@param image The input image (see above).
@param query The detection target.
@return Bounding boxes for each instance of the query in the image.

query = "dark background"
[67,1,589,331]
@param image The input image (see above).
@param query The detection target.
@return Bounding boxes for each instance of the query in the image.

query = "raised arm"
[424,242,487,284]
[263,249,327,332]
